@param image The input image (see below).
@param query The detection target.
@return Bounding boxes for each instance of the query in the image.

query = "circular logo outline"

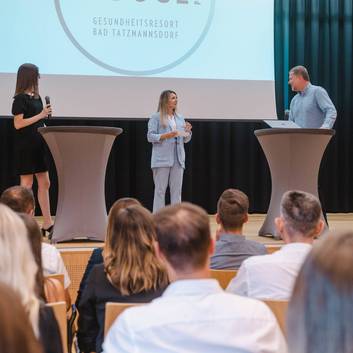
[54,0,215,76]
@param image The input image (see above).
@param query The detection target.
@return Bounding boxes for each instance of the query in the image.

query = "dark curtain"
[275,0,353,211]
[1,0,352,214]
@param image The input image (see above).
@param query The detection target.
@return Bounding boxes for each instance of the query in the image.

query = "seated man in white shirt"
[0,186,71,295]
[227,190,324,300]
[103,202,287,353]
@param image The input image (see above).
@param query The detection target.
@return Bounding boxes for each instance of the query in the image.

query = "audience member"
[0,186,71,291]
[287,231,353,353]
[0,204,63,353]
[19,213,67,306]
[227,190,324,300]
[0,282,43,353]
[0,185,35,214]
[78,204,168,353]
[75,197,141,306]
[210,189,267,269]
[103,203,287,353]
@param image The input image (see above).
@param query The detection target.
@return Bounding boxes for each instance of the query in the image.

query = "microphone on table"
[45,96,51,118]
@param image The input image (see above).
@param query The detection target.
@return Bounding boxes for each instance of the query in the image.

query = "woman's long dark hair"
[15,63,40,97]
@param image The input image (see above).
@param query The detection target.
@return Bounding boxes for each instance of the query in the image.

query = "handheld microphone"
[45,96,51,118]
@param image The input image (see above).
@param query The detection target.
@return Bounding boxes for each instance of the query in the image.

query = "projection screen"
[0,0,276,119]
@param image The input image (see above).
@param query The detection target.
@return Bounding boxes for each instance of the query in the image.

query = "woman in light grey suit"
[147,90,192,213]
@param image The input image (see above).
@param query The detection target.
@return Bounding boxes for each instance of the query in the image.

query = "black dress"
[77,263,165,353]
[11,93,48,175]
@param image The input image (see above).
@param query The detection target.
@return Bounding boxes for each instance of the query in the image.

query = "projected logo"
[54,0,215,75]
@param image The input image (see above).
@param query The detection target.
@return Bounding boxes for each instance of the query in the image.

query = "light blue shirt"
[289,83,337,128]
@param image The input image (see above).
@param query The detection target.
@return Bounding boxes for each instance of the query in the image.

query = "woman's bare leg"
[35,171,53,229]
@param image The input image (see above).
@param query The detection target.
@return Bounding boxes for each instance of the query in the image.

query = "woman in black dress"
[12,63,53,234]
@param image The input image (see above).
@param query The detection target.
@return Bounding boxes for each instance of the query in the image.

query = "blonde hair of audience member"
[103,197,141,257]
[275,190,324,242]
[104,204,169,296]
[0,282,43,353]
[18,213,66,305]
[157,89,177,127]
[287,231,353,353]
[0,204,40,336]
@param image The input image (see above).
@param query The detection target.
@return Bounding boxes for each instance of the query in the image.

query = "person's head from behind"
[0,185,35,215]
[18,213,46,301]
[0,283,43,353]
[275,190,324,243]
[216,189,249,233]
[105,197,141,244]
[154,202,213,279]
[288,65,310,92]
[15,63,40,96]
[104,204,168,296]
[287,231,353,353]
[0,204,40,336]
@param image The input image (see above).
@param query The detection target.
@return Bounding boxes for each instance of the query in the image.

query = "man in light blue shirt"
[288,66,337,128]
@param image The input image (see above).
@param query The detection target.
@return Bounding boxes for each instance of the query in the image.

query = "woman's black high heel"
[41,225,54,239]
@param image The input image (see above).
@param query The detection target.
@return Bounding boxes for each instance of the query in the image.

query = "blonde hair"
[104,205,169,296]
[0,204,40,337]
[157,90,177,127]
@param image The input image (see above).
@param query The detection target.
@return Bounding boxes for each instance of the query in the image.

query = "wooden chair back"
[45,273,65,288]
[104,302,140,336]
[209,269,237,289]
[46,301,68,353]
[60,249,94,303]
[262,299,288,335]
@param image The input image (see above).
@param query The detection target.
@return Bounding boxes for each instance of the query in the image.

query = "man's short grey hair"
[280,190,322,238]
[290,65,310,81]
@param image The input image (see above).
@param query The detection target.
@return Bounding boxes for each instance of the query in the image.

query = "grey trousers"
[152,161,184,213]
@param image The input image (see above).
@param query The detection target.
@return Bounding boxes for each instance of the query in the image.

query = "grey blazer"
[147,112,192,169]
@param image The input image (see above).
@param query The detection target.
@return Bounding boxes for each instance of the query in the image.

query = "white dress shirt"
[41,243,71,288]
[103,279,287,353]
[227,243,312,300]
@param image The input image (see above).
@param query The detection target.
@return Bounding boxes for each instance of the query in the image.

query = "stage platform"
[48,213,353,249]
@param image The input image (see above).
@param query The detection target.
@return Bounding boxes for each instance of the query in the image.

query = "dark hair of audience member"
[154,202,211,272]
[0,282,43,353]
[287,231,353,353]
[0,185,35,214]
[217,189,249,230]
[18,213,46,300]
[104,204,168,296]
[281,190,322,237]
